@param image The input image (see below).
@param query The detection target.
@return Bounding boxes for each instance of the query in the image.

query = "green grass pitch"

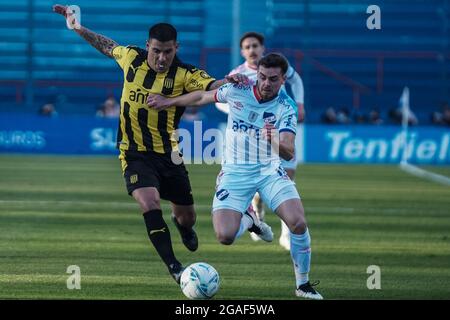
[0,155,449,299]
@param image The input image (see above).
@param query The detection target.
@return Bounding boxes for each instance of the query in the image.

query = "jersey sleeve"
[286,65,295,79]
[214,83,234,103]
[286,70,304,104]
[112,45,131,70]
[279,103,298,135]
[184,68,216,92]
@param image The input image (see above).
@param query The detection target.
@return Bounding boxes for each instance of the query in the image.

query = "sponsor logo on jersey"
[232,101,243,111]
[284,115,294,128]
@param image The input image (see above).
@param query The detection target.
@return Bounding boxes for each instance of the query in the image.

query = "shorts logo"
[277,167,289,179]
[216,189,229,201]
[130,174,138,184]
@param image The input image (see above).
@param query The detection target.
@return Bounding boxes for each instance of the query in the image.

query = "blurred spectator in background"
[431,102,450,126]
[350,106,366,124]
[368,108,384,125]
[388,107,402,124]
[388,106,418,125]
[443,105,450,126]
[96,97,120,118]
[321,107,337,124]
[336,107,352,124]
[39,103,58,117]
[182,107,205,122]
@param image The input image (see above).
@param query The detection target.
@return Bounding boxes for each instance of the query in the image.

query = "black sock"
[143,209,180,268]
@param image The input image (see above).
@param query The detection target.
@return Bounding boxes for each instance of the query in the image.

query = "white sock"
[290,229,311,287]
[280,220,290,238]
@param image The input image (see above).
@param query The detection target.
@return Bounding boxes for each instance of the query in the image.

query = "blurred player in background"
[52,4,247,284]
[148,53,322,300]
[216,32,305,250]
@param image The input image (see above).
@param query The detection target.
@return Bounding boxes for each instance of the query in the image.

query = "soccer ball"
[180,262,220,300]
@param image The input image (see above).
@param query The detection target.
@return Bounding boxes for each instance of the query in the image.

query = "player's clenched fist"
[262,123,278,142]
[147,94,171,111]
[52,4,81,29]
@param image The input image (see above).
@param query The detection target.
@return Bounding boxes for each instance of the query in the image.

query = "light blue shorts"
[213,166,300,214]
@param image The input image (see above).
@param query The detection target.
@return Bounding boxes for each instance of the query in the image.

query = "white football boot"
[244,207,273,242]
[295,281,323,300]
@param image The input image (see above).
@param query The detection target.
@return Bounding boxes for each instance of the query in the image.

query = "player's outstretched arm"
[52,4,119,58]
[147,90,217,111]
[208,73,250,90]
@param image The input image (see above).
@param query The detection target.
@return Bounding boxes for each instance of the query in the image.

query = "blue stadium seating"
[0,0,448,124]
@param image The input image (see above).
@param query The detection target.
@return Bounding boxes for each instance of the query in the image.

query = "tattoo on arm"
[76,27,118,58]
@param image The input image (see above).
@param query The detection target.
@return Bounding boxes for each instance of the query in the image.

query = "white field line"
[0,199,445,215]
[400,162,450,187]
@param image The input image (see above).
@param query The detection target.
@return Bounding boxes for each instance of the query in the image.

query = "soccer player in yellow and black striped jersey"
[53,4,247,284]
[112,44,215,154]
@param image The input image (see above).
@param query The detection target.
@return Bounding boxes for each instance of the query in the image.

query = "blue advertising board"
[304,125,449,164]
[1,115,449,165]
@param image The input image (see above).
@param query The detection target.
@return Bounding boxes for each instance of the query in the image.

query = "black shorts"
[119,150,194,206]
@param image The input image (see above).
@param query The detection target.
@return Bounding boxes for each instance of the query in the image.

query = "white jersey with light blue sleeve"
[212,83,300,213]
[214,83,297,175]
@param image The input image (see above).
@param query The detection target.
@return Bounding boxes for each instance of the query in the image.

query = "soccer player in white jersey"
[147,53,322,300]
[216,32,305,250]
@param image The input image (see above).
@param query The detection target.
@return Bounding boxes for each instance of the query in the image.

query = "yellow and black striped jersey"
[112,45,215,154]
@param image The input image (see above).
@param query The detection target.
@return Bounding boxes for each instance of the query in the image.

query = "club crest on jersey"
[248,111,259,123]
[263,112,277,124]
[164,78,174,89]
[216,189,229,201]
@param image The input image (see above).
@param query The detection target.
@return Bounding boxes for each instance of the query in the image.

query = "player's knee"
[140,200,160,212]
[290,219,307,235]
[133,188,161,212]
[137,194,160,212]
[175,211,196,228]
[216,232,235,245]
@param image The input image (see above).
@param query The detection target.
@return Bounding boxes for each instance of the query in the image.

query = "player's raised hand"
[52,4,81,30]
[52,4,68,17]
[147,93,171,111]
[225,73,250,85]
